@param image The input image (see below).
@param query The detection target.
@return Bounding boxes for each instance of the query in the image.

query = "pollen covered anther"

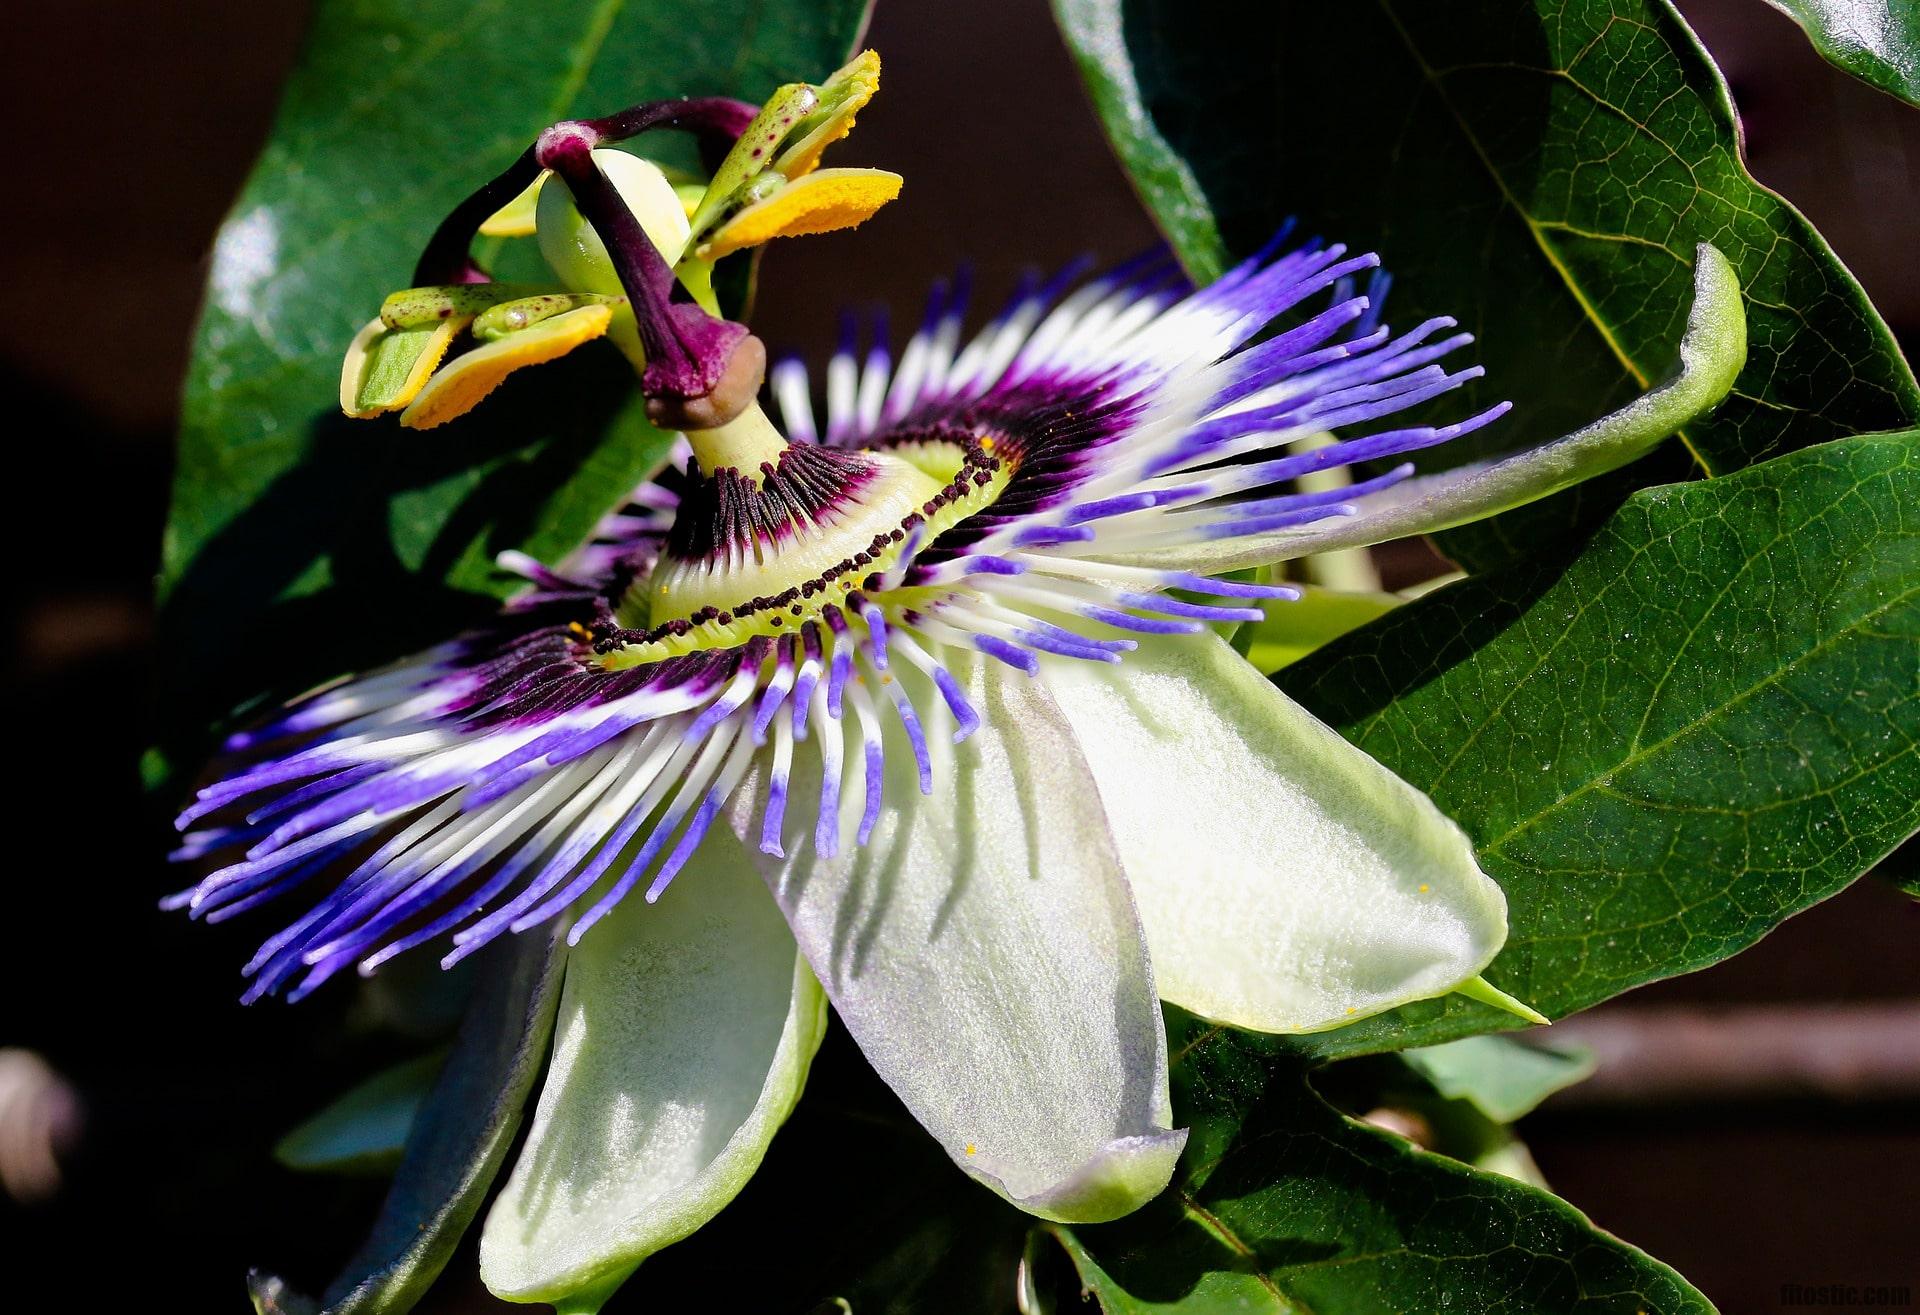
[698,168,903,260]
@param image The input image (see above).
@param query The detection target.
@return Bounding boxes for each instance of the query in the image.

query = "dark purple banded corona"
[172,232,1508,1000]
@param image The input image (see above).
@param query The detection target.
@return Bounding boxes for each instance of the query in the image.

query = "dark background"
[2,0,1916,1310]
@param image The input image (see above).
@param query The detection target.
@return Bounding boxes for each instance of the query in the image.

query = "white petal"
[1045,630,1508,1033]
[740,653,1185,1223]
[478,825,826,1304]
[1107,241,1747,574]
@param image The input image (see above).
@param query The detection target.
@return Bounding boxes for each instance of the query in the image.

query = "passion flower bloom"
[171,55,1745,1308]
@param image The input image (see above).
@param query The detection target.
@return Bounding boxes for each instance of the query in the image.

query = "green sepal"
[1239,586,1402,674]
[1453,974,1551,1026]
[274,1050,447,1175]
[317,933,566,1315]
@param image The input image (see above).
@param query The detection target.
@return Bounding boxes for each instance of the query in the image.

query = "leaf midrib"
[1177,1192,1300,1312]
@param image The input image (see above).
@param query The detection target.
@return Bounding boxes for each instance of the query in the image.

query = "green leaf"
[1764,0,1920,106]
[1400,1034,1594,1123]
[1052,0,1919,564]
[157,0,870,785]
[320,933,565,1315]
[1278,432,1920,1059]
[1238,588,1401,674]
[274,1050,445,1175]
[1050,1016,1710,1314]
[1887,858,1920,898]
[1331,1051,1557,1187]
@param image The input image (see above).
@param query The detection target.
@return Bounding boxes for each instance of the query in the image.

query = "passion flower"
[171,50,1746,1308]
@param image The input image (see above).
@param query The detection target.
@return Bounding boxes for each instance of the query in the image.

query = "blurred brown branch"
[1548,1003,1920,1107]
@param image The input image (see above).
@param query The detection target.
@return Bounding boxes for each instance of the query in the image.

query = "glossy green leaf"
[1889,861,1920,898]
[1049,1016,1710,1314]
[1053,0,1919,566]
[156,0,870,785]
[1277,432,1920,1060]
[320,933,565,1315]
[1765,0,1920,105]
[1400,1034,1594,1123]
[1239,588,1401,674]
[275,1050,445,1175]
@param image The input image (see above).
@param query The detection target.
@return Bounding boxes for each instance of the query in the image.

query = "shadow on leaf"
[154,349,655,795]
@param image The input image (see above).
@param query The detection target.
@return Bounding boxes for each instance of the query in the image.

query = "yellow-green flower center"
[595,425,1009,670]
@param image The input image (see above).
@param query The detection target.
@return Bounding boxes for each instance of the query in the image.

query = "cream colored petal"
[479,824,825,1305]
[740,655,1184,1223]
[1046,631,1508,1033]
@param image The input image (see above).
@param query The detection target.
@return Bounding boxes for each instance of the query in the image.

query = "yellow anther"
[340,315,465,418]
[479,172,548,237]
[779,50,881,178]
[1418,883,1430,893]
[698,168,902,260]
[398,303,612,429]
[964,1143,977,1156]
